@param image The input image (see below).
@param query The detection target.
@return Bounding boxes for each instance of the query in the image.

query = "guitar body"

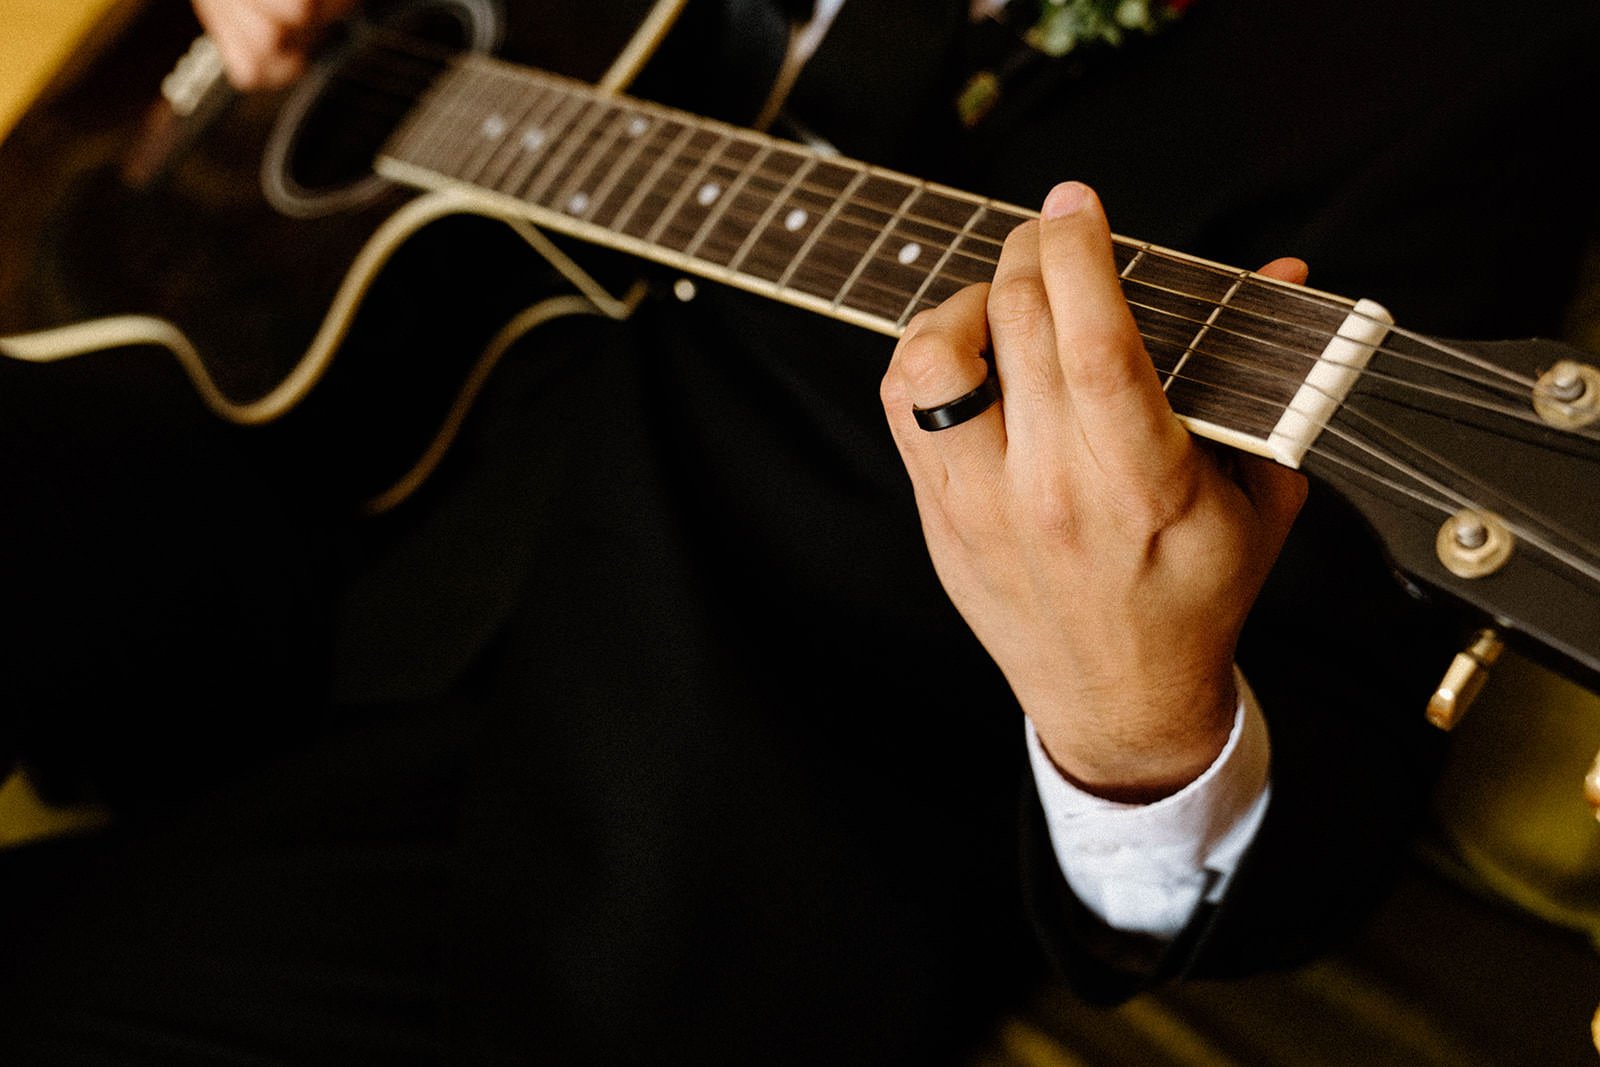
[0,0,735,503]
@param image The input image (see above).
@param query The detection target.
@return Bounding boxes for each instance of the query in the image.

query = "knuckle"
[1017,481,1078,540]
[894,329,961,397]
[1063,329,1143,396]
[1103,466,1197,535]
[986,276,1050,333]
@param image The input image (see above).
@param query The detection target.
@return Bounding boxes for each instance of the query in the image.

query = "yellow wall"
[0,0,120,140]
[0,0,119,844]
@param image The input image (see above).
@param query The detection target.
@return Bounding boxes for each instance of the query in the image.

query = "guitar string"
[6,30,1584,652]
[1328,406,1600,576]
[329,39,1580,396]
[415,56,1567,393]
[361,128,1600,451]
[1052,292,1596,439]
[1144,366,1600,582]
[1125,307,1600,504]
[396,69,1569,405]
[458,82,1600,568]
[1010,336,1600,581]
[1319,422,1600,585]
[322,44,1572,407]
[198,28,1600,616]
[298,43,1589,429]
[395,134,1594,442]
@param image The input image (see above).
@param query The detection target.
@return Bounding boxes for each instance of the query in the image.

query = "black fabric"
[3,0,1599,1063]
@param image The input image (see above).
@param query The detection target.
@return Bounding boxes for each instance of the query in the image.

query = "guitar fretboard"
[377,53,1389,465]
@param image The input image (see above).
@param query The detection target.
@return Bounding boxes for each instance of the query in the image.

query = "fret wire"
[895,201,985,329]
[496,86,587,198]
[1163,270,1249,393]
[404,59,1370,348]
[777,166,872,290]
[644,132,735,246]
[476,83,559,191]
[328,44,1548,447]
[393,57,985,241]
[1113,273,1536,412]
[1125,295,1577,433]
[832,180,922,311]
[726,156,817,275]
[438,67,499,177]
[546,103,634,217]
[437,65,506,181]
[524,151,1324,375]
[458,66,530,184]
[455,60,1021,248]
[608,121,698,235]
[1123,277,1377,382]
[1164,362,1310,437]
[399,62,1535,407]
[420,63,1022,254]
[1068,293,1503,445]
[582,109,664,222]
[522,98,610,206]
[390,62,1536,425]
[483,70,565,183]
[893,264,1500,415]
[394,129,1560,437]
[897,281,1332,379]
[407,66,478,175]
[1118,245,1149,279]
[1150,330,1305,427]
[684,144,774,261]
[385,94,444,170]
[407,65,469,175]
[358,221,1570,476]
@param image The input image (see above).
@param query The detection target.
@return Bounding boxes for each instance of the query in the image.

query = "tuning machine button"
[1585,749,1600,821]
[1426,629,1505,730]
[1436,508,1514,579]
[1533,360,1600,429]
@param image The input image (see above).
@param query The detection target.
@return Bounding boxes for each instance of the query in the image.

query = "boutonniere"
[956,0,1194,128]
[1025,0,1192,57]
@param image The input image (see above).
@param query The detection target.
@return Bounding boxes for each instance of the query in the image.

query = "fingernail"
[1041,181,1088,220]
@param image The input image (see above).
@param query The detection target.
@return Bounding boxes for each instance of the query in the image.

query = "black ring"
[912,373,1001,431]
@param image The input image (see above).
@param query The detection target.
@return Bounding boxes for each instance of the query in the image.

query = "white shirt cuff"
[1024,667,1271,938]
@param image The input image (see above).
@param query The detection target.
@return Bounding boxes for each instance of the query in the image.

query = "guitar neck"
[376,52,1392,468]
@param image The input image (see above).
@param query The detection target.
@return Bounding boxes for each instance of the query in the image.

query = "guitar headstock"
[1306,330,1600,693]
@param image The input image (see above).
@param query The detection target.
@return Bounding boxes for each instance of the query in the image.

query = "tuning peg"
[1534,360,1600,430]
[1426,629,1505,730]
[1586,749,1600,821]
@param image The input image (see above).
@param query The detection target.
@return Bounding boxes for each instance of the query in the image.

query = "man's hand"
[193,0,362,90]
[881,181,1308,803]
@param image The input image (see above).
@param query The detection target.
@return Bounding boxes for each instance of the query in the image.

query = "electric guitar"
[2,0,1597,701]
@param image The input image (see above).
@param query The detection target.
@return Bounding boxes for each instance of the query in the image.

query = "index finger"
[1036,182,1191,484]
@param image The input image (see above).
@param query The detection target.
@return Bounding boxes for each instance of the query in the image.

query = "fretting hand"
[881,181,1309,802]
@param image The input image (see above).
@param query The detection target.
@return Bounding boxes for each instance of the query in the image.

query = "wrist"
[1027,672,1238,803]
